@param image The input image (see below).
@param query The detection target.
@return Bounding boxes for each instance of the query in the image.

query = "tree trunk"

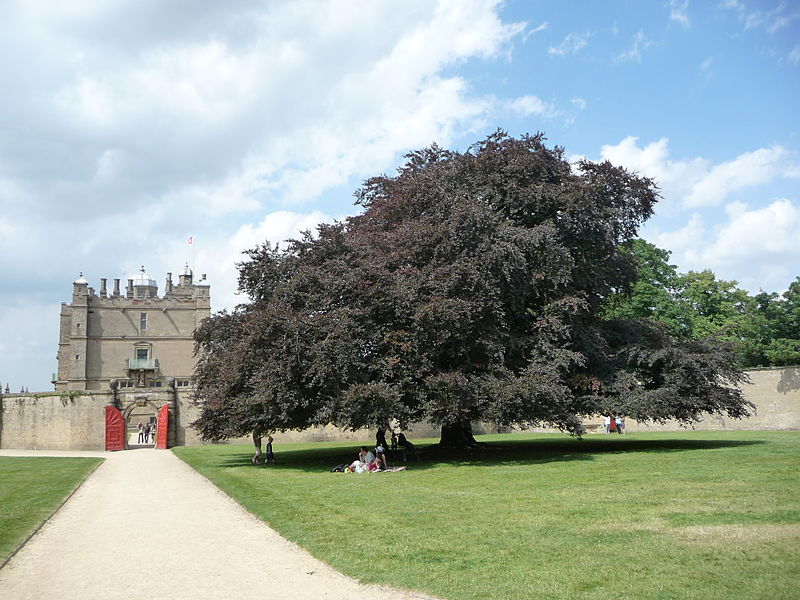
[438,420,479,448]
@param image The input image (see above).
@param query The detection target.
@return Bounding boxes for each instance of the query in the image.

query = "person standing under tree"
[376,424,391,453]
[264,436,275,464]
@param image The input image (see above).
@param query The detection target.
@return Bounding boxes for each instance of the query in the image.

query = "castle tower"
[54,265,212,391]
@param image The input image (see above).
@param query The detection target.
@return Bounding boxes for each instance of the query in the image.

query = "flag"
[188,236,193,245]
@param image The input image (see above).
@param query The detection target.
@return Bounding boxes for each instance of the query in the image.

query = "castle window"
[140,313,147,331]
[149,380,162,388]
[136,348,149,360]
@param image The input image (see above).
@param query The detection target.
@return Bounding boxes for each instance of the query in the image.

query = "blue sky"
[0,0,797,392]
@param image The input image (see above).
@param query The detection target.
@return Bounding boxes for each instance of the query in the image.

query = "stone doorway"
[125,401,159,448]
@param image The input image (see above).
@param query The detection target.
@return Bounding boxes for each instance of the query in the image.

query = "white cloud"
[789,44,800,64]
[0,0,528,263]
[570,97,587,110]
[505,95,557,117]
[547,32,590,56]
[669,0,691,28]
[2,0,527,220]
[523,21,549,42]
[650,212,706,266]
[600,137,799,208]
[684,146,798,207]
[720,0,800,34]
[195,210,337,311]
[615,29,654,63]
[652,199,800,292]
[600,136,709,204]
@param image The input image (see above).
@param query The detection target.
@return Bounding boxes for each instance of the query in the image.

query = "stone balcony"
[127,358,160,371]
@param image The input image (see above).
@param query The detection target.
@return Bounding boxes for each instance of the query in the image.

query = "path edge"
[0,457,106,571]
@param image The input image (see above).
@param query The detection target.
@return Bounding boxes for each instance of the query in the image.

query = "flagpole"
[188,235,195,280]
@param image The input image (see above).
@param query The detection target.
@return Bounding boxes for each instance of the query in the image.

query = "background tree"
[193,132,752,447]
[603,239,691,337]
[748,279,800,366]
[604,240,800,369]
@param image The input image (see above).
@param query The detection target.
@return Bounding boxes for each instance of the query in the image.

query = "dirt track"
[0,448,437,600]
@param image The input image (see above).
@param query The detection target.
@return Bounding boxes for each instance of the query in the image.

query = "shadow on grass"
[200,436,765,473]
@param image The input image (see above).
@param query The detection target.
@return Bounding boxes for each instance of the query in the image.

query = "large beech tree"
[193,132,751,446]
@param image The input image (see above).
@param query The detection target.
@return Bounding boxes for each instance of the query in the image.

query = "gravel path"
[0,448,437,600]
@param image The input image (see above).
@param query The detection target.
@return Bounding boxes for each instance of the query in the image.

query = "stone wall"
[618,366,800,433]
[1,366,798,450]
[0,392,106,450]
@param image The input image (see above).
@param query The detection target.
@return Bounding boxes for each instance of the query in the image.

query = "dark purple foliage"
[192,132,751,444]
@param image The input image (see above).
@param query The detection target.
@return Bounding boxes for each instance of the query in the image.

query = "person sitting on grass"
[397,432,414,451]
[349,446,375,473]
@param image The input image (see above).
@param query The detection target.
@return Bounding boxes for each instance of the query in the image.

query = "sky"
[0,0,797,392]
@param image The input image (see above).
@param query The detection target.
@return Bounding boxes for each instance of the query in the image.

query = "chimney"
[100,278,108,298]
[113,278,121,297]
[126,279,134,298]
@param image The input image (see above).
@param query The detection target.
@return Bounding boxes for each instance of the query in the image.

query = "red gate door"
[156,404,169,449]
[105,406,126,451]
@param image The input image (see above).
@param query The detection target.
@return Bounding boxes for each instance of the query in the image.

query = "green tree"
[677,270,753,340]
[603,239,691,337]
[603,241,800,368]
[193,132,751,447]
[748,279,800,366]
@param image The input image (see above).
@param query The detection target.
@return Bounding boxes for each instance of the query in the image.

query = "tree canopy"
[192,132,752,446]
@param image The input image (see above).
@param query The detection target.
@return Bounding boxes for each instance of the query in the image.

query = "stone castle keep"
[55,266,210,392]
[0,268,798,451]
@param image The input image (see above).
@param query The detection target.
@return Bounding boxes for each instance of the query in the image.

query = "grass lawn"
[0,457,104,563]
[173,431,799,600]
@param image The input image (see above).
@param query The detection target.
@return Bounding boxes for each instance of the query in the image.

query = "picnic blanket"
[330,465,407,473]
